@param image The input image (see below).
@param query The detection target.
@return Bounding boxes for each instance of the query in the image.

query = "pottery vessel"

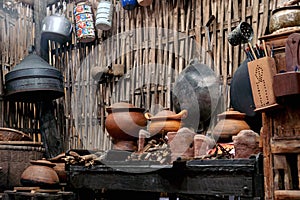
[137,0,152,6]
[145,109,188,136]
[105,102,147,149]
[212,108,250,142]
[20,159,60,188]
[269,6,300,33]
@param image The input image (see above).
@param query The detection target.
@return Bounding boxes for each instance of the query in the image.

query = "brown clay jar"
[20,159,60,188]
[212,108,250,142]
[105,102,147,150]
[145,109,188,137]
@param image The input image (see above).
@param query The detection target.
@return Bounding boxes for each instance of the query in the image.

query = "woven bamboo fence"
[0,0,292,152]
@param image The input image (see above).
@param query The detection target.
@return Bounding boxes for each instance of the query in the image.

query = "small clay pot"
[105,102,147,141]
[145,109,188,136]
[20,159,60,188]
[269,6,300,33]
[105,102,147,150]
[137,0,152,6]
[212,108,250,142]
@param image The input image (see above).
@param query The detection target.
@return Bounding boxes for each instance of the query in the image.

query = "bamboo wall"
[0,0,291,153]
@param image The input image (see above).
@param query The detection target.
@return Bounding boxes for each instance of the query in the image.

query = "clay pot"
[52,162,67,183]
[212,108,250,142]
[269,6,300,33]
[144,109,188,136]
[20,159,60,188]
[137,0,152,6]
[105,102,147,150]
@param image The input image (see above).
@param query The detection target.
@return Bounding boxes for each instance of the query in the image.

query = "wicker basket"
[0,127,32,141]
[0,142,45,190]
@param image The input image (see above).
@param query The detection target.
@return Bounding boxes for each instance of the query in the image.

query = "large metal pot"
[269,6,300,33]
[41,12,73,44]
[4,54,64,102]
[172,59,221,133]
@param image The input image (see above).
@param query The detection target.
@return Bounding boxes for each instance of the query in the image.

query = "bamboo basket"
[0,142,45,190]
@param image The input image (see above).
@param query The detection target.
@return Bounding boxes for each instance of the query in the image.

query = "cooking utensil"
[4,54,64,102]
[41,4,72,44]
[228,22,253,46]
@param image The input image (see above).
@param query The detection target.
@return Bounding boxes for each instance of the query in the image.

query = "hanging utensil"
[41,2,73,44]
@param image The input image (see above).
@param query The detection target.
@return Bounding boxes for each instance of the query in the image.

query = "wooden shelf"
[271,139,300,154]
[275,190,300,200]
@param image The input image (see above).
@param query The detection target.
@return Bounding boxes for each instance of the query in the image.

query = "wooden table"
[67,153,264,200]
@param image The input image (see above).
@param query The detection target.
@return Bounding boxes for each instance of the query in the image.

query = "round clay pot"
[212,108,250,142]
[137,0,152,6]
[145,109,188,136]
[269,6,300,33]
[52,162,67,183]
[20,159,60,188]
[105,102,147,141]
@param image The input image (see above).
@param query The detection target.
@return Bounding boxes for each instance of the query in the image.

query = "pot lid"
[6,54,60,72]
[4,54,64,102]
[30,159,56,168]
[217,108,246,119]
[106,102,145,112]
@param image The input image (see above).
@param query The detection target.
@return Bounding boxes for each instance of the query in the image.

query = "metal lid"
[4,54,64,102]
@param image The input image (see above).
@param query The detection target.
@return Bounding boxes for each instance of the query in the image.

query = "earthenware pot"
[212,108,250,142]
[20,159,60,188]
[269,6,300,33]
[105,102,147,141]
[137,0,152,6]
[144,109,188,136]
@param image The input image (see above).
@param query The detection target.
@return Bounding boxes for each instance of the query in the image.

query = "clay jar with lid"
[105,102,147,150]
[144,109,188,137]
[212,108,250,142]
[20,159,60,188]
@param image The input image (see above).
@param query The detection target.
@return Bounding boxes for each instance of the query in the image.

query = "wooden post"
[33,0,48,61]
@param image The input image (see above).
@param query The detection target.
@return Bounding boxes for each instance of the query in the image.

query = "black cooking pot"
[4,54,64,102]
[172,59,221,132]
[230,59,255,116]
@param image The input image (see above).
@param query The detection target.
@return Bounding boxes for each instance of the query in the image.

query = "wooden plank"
[275,190,300,200]
[262,112,274,200]
[271,140,300,154]
[68,157,263,198]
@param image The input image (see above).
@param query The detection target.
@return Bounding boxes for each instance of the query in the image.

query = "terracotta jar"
[137,0,152,6]
[20,159,60,188]
[269,6,300,33]
[212,108,250,142]
[144,109,188,137]
[105,102,147,150]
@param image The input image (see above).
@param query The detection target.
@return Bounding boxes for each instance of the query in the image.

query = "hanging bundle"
[95,0,114,31]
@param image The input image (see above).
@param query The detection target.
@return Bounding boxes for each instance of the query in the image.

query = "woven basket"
[0,142,45,190]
